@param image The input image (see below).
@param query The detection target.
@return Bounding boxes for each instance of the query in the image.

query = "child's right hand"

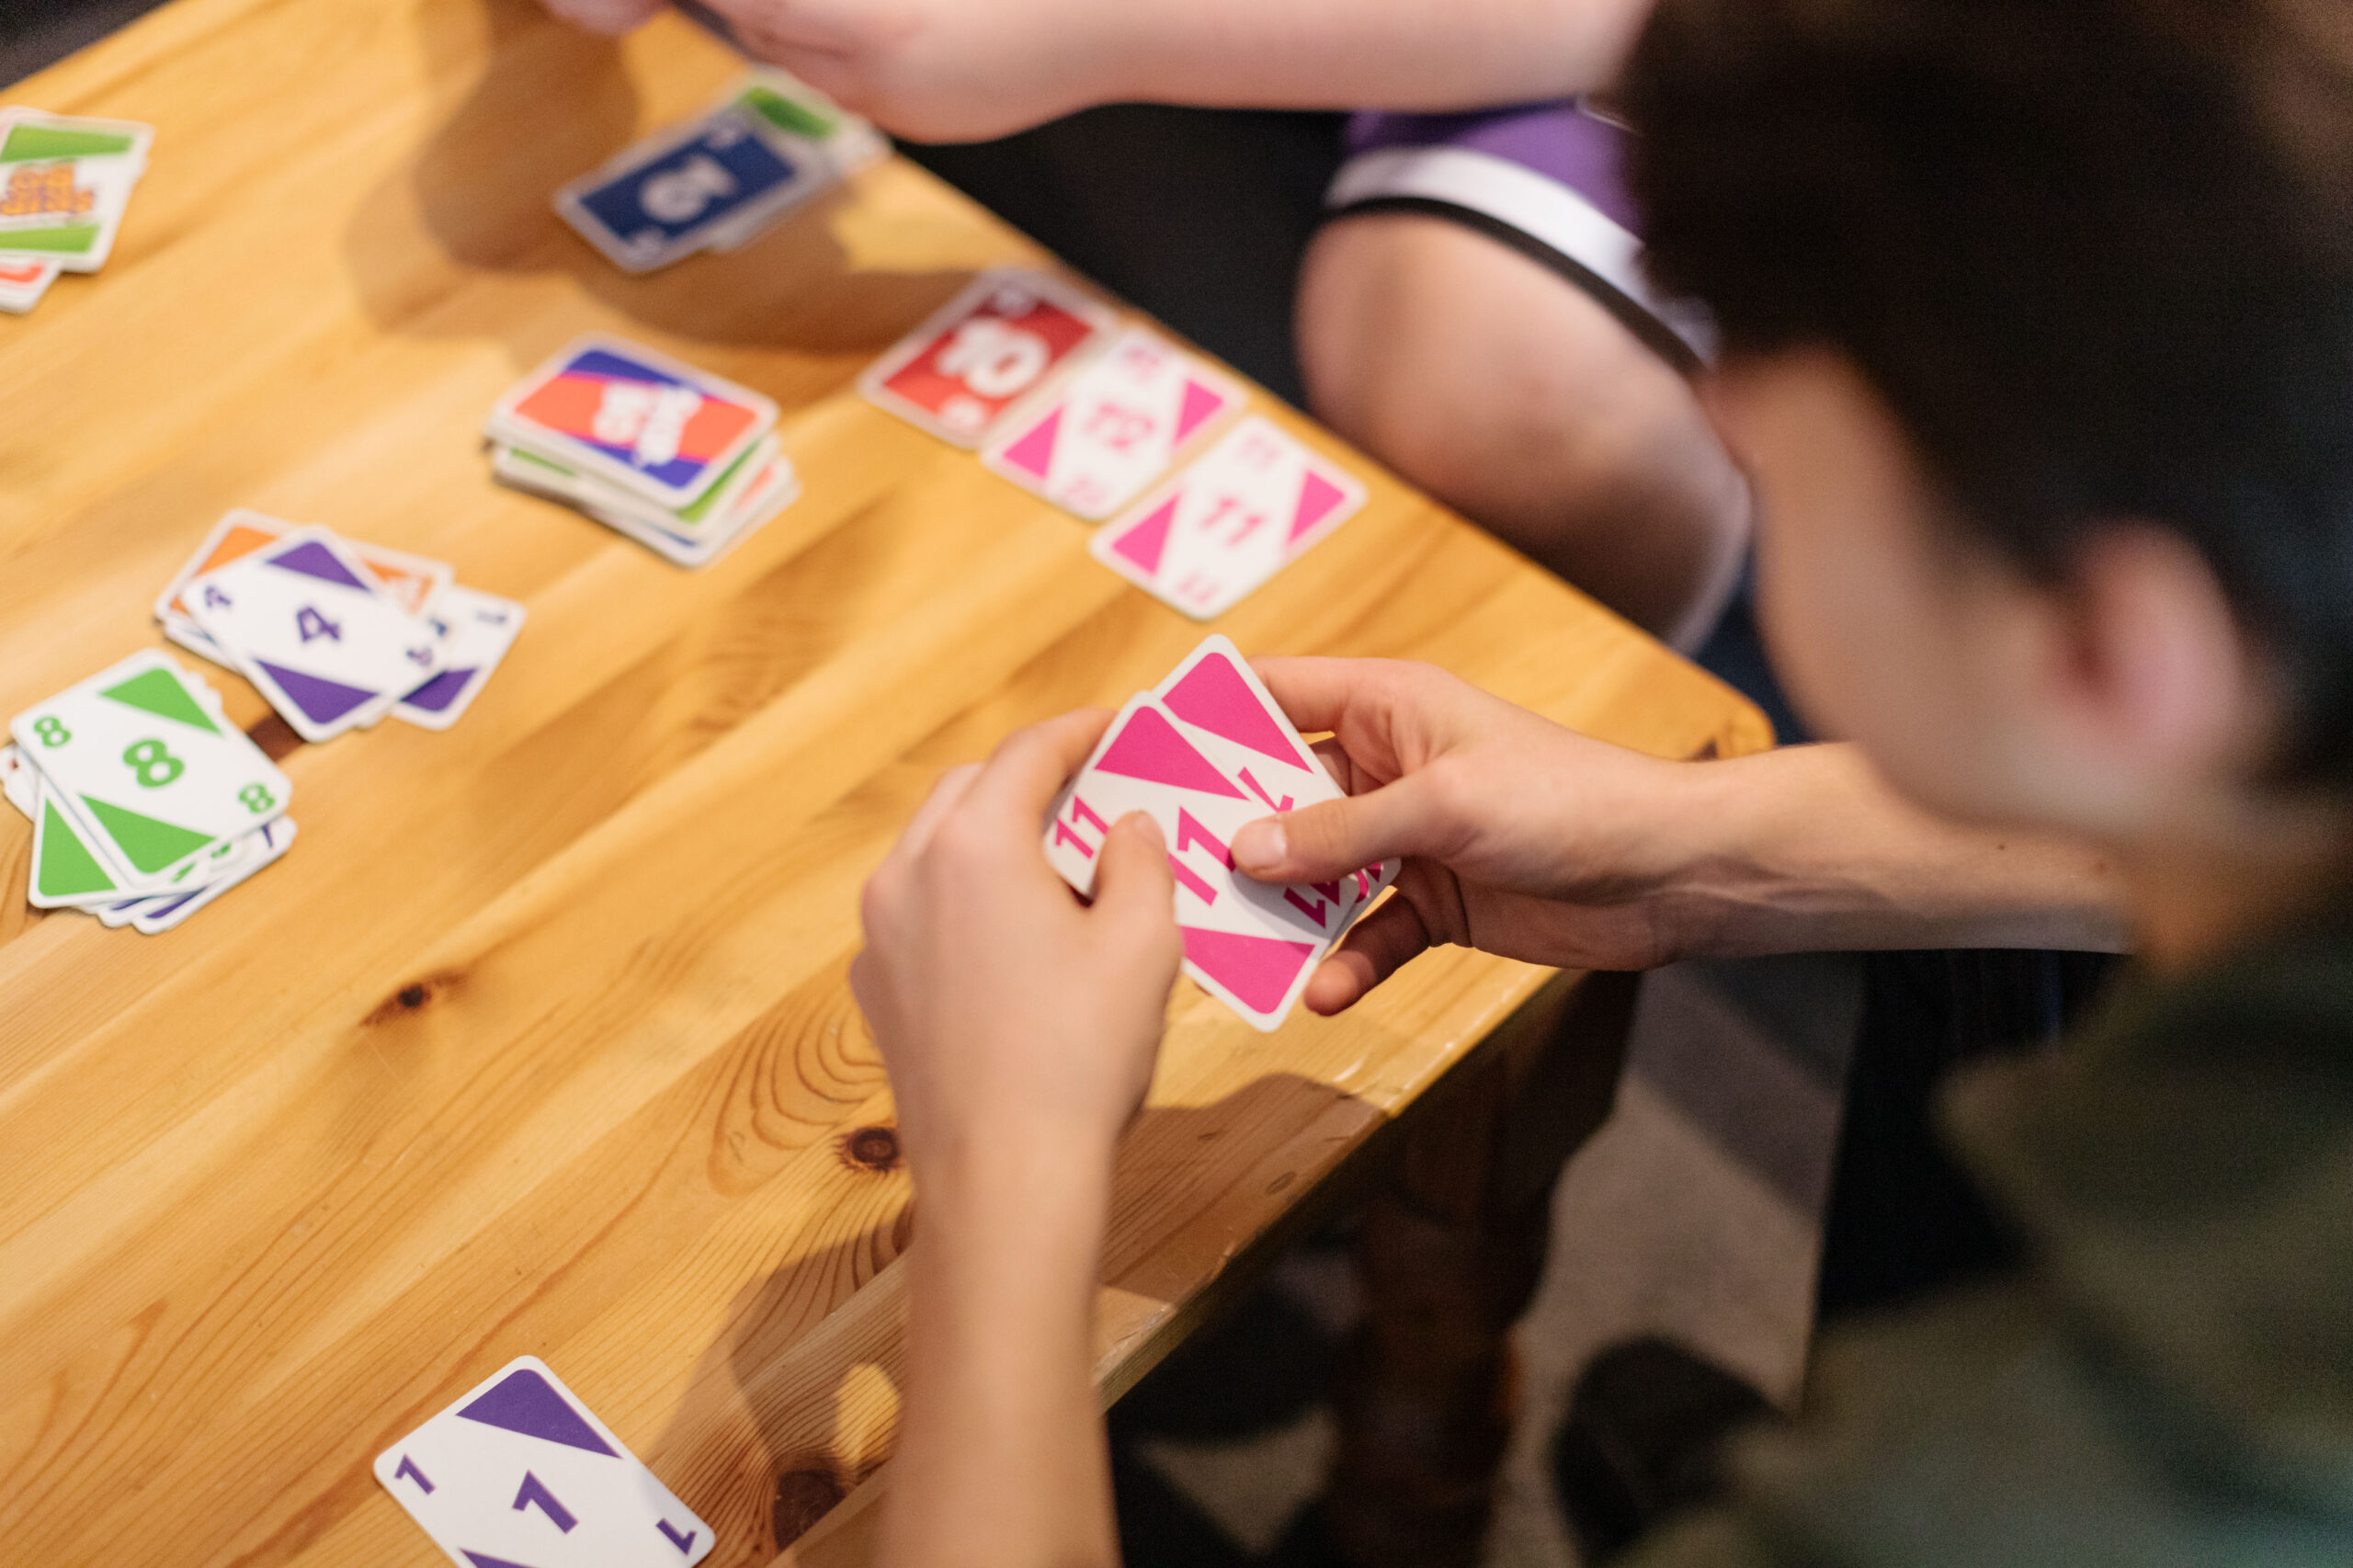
[1229,658,1733,1010]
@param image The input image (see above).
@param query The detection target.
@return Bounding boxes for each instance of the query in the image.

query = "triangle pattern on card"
[78,795,211,874]
[1287,471,1348,548]
[1109,497,1178,575]
[1163,653,1309,769]
[1094,707,1245,799]
[458,1369,617,1456]
[256,661,379,725]
[1182,926,1317,1016]
[36,798,116,898]
[462,1553,547,1568]
[1175,380,1226,446]
[100,667,222,734]
[998,407,1061,479]
[267,539,373,591]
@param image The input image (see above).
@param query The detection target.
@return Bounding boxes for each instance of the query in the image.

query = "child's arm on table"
[850,710,1180,1568]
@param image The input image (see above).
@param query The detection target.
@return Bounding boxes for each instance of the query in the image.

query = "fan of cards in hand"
[1043,635,1398,1030]
[2,511,525,933]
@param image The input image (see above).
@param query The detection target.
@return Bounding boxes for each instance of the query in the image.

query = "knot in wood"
[841,1125,901,1171]
[772,1466,847,1546]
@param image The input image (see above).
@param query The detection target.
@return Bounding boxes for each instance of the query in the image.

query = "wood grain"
[0,1,1771,1564]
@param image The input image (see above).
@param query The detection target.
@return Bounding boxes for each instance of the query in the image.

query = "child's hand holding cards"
[1043,636,1394,1031]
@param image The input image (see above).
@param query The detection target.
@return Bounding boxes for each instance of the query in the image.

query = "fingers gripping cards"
[858,269,1112,447]
[1042,636,1396,1031]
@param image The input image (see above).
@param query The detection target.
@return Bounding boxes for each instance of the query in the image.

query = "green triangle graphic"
[79,794,213,873]
[1,124,138,162]
[0,222,99,255]
[100,667,221,733]
[36,799,118,899]
[736,85,835,140]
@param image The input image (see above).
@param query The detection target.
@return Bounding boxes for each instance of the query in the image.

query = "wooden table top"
[0,2,1770,1563]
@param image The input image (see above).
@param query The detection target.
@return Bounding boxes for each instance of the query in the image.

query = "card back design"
[490,338,778,509]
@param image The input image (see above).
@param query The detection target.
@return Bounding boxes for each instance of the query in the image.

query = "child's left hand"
[852,710,1182,1183]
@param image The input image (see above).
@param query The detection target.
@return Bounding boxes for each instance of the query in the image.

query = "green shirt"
[1634,913,2353,1565]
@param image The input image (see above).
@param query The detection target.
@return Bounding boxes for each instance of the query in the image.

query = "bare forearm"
[1089,0,1653,111]
[880,1142,1121,1568]
[1665,744,2131,958]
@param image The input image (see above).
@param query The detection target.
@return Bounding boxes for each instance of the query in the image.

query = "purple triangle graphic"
[400,667,477,713]
[256,661,379,725]
[1110,497,1178,575]
[463,1553,547,1568]
[1165,654,1308,768]
[998,407,1061,479]
[1287,472,1347,548]
[1094,706,1245,799]
[457,1369,617,1456]
[1174,379,1227,446]
[266,539,372,591]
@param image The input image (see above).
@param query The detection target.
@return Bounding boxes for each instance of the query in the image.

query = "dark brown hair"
[1626,0,2353,779]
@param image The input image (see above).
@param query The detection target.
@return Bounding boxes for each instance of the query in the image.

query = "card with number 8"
[186,525,447,742]
[9,650,290,893]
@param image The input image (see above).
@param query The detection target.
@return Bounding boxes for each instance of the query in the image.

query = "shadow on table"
[344,0,970,375]
[638,1070,1381,1564]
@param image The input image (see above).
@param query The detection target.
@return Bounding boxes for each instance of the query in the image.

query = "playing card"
[494,435,796,568]
[858,269,1111,447]
[1043,695,1358,1030]
[122,816,296,935]
[395,586,527,731]
[156,510,453,662]
[489,337,778,510]
[1091,417,1369,620]
[0,742,32,817]
[0,109,152,273]
[10,651,290,894]
[982,329,1243,519]
[375,1355,715,1568]
[92,820,261,926]
[186,526,446,742]
[0,256,57,312]
[556,103,824,274]
[1151,634,1397,907]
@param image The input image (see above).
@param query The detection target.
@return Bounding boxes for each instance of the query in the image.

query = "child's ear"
[2044,523,2263,780]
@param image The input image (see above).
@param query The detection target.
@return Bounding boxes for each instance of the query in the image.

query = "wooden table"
[0,3,1770,1564]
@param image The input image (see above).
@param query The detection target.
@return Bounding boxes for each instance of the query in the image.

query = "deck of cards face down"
[5,652,294,933]
[377,1355,715,1568]
[487,335,799,567]
[1044,636,1397,1031]
[555,68,885,275]
[0,107,154,313]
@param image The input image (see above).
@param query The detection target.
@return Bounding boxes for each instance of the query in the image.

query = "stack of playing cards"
[858,269,1369,618]
[156,510,527,740]
[487,335,799,567]
[1043,635,1397,1031]
[376,1355,715,1568]
[0,108,153,314]
[556,67,884,274]
[5,652,295,933]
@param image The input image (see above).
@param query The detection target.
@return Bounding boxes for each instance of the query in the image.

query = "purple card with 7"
[376,1355,714,1568]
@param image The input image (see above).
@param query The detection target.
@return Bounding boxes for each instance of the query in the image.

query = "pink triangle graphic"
[997,406,1062,480]
[1182,925,1317,1015]
[1287,471,1348,547]
[1109,496,1178,575]
[1094,706,1245,798]
[1174,380,1228,446]
[1164,653,1309,769]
